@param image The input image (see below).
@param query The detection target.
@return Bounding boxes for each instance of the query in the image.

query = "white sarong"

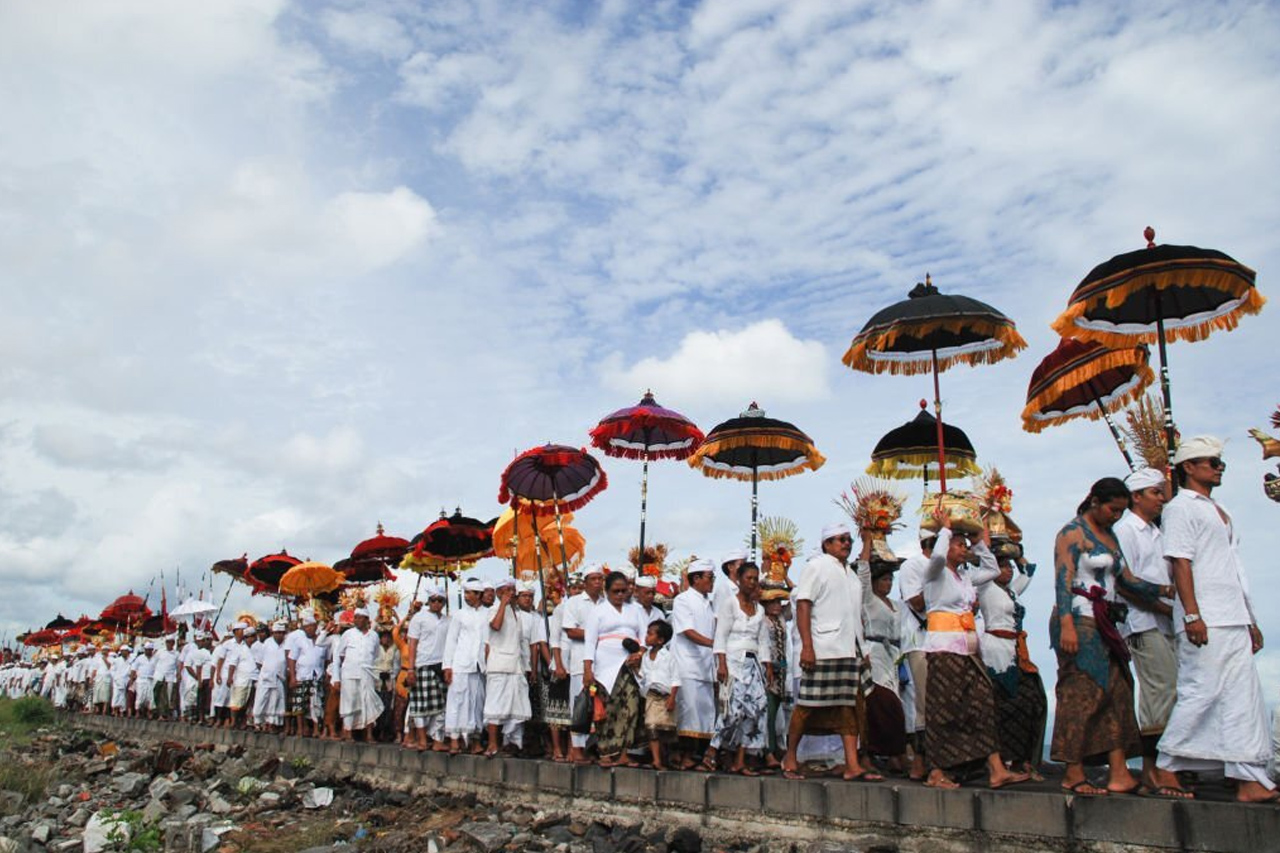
[339,674,383,730]
[1157,625,1274,787]
[676,678,717,740]
[444,671,485,740]
[483,672,531,724]
[253,676,286,726]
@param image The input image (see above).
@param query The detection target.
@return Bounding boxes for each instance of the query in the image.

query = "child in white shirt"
[640,620,681,769]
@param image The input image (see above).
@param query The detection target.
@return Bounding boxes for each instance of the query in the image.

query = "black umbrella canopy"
[687,403,826,481]
[45,614,75,630]
[843,275,1027,376]
[867,403,980,481]
[409,508,495,562]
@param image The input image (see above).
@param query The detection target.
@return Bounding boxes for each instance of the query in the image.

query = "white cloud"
[321,8,412,60]
[602,319,830,407]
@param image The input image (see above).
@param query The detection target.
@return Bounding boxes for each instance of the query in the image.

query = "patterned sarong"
[926,652,999,770]
[796,656,872,708]
[408,665,446,719]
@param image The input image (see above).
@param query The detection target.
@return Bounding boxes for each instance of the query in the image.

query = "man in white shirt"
[210,631,236,727]
[110,646,132,716]
[670,559,717,768]
[338,608,383,740]
[444,578,490,753]
[133,643,156,718]
[897,529,935,780]
[284,613,322,737]
[561,565,604,763]
[405,587,450,750]
[483,578,532,755]
[181,634,213,723]
[1114,467,1185,797]
[151,636,180,720]
[254,622,289,732]
[515,582,549,745]
[781,523,880,782]
[1158,436,1276,803]
[634,576,662,620]
[226,626,258,729]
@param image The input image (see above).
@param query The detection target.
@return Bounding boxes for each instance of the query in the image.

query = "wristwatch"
[1183,613,1202,624]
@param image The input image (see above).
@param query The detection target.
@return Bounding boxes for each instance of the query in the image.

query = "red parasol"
[99,592,152,627]
[590,390,704,565]
[350,523,410,563]
[498,444,608,515]
[246,551,302,592]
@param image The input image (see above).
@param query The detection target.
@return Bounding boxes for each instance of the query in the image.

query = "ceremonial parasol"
[332,556,397,586]
[867,401,981,488]
[843,274,1026,492]
[99,592,151,627]
[168,597,218,622]
[403,509,493,601]
[278,561,345,598]
[590,390,704,565]
[499,444,608,625]
[332,523,407,587]
[492,506,585,581]
[1051,227,1264,462]
[1021,337,1154,469]
[44,615,75,630]
[22,629,61,647]
[687,402,825,558]
[246,551,302,592]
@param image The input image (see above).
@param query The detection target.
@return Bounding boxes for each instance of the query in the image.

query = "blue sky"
[1,0,1278,701]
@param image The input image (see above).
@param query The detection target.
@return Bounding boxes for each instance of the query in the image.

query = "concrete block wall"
[73,716,1280,853]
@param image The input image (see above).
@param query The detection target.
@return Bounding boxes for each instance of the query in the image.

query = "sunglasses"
[831,535,853,543]
[1196,457,1226,470]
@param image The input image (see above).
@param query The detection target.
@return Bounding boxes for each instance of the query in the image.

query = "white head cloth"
[462,577,484,592]
[618,565,637,581]
[687,558,716,577]
[634,576,657,589]
[495,576,515,590]
[1124,467,1166,491]
[721,549,748,566]
[1170,435,1225,465]
[271,621,287,632]
[820,522,851,542]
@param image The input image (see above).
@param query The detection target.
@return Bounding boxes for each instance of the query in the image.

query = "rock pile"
[0,727,752,853]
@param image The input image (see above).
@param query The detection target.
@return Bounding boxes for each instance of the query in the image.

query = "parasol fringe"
[691,463,825,482]
[842,324,1028,375]
[865,453,983,480]
[1084,259,1256,305]
[591,443,696,461]
[1020,352,1155,433]
[688,434,826,470]
[1051,278,1265,348]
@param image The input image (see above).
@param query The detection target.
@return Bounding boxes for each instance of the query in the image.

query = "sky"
[1,0,1278,698]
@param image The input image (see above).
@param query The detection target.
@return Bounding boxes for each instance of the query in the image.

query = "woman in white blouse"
[922,508,1029,790]
[855,531,908,772]
[708,562,772,775]
[583,571,649,767]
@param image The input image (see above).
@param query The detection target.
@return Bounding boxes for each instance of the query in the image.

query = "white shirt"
[712,594,771,666]
[258,637,287,684]
[485,601,525,675]
[640,645,681,695]
[182,647,212,690]
[1114,510,1174,637]
[858,561,902,692]
[338,628,378,680]
[443,605,489,674]
[1162,490,1255,631]
[558,592,599,677]
[517,609,547,673]
[922,529,998,655]
[227,642,257,688]
[296,630,328,680]
[151,647,179,683]
[670,588,716,682]
[407,609,446,669]
[897,553,930,653]
[712,574,738,614]
[792,552,863,660]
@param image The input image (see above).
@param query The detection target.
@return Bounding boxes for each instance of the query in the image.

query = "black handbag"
[569,682,608,734]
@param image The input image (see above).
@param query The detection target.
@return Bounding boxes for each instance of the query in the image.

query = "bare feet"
[925,770,960,789]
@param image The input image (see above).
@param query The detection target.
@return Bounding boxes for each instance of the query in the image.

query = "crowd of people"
[2,435,1275,803]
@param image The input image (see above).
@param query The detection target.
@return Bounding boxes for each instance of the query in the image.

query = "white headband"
[1124,467,1165,491]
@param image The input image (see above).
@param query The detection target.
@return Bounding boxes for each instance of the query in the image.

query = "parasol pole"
[1154,298,1177,473]
[931,349,948,494]
[1085,380,1137,471]
[529,509,553,638]
[750,453,760,561]
[212,575,236,631]
[638,449,649,568]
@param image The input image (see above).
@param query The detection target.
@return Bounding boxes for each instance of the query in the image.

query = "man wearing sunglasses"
[1157,436,1277,803]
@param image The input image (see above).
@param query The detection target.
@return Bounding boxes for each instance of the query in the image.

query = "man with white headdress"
[561,564,605,763]
[254,622,289,732]
[225,624,258,728]
[211,627,238,727]
[284,611,323,737]
[444,577,490,752]
[1157,436,1277,803]
[1114,466,1187,797]
[338,608,383,740]
[133,642,156,718]
[151,635,180,720]
[781,522,880,782]
[405,584,450,750]
[634,575,662,621]
[671,558,718,768]
[110,645,132,716]
[483,577,532,755]
[90,646,112,715]
[713,549,747,613]
[178,633,207,722]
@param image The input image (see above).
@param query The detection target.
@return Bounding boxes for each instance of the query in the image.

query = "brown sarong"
[864,684,906,756]
[925,652,999,770]
[994,670,1047,764]
[1051,653,1141,764]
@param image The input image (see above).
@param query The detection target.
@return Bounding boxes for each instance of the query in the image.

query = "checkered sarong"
[287,679,314,717]
[796,656,873,708]
[408,665,446,719]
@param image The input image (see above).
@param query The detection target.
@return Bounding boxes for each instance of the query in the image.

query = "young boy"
[640,620,680,769]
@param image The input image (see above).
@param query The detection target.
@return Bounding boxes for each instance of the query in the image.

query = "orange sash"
[927,611,976,633]
[985,629,1039,675]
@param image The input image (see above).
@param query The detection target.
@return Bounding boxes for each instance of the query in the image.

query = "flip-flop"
[1147,786,1194,800]
[843,771,884,782]
[924,777,960,790]
[781,769,806,781]
[1061,780,1108,796]
[1107,783,1142,796]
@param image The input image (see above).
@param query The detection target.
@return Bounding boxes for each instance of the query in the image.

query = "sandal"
[1061,780,1108,796]
[781,768,806,781]
[731,766,759,777]
[692,756,717,773]
[924,776,960,790]
[843,770,884,782]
